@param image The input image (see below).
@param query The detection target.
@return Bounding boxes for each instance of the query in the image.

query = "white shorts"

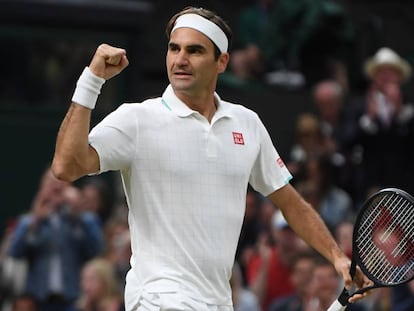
[130,290,233,311]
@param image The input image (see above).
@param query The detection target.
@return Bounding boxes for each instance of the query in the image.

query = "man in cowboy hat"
[364,47,411,84]
[361,47,412,129]
[346,46,414,204]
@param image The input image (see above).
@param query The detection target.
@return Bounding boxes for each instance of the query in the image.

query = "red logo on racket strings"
[232,132,244,145]
[372,207,414,266]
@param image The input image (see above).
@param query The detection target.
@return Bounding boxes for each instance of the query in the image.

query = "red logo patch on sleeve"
[276,157,285,168]
[232,132,245,145]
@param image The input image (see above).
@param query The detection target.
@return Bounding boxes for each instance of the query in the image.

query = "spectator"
[0,220,28,307]
[287,113,328,176]
[348,47,414,201]
[312,79,362,201]
[7,168,104,311]
[11,293,38,311]
[230,262,261,311]
[224,0,354,89]
[258,198,278,237]
[334,220,354,259]
[307,257,367,311]
[391,280,414,311]
[102,215,131,296]
[80,176,114,225]
[76,258,124,311]
[226,0,276,84]
[268,250,317,311]
[236,188,264,285]
[297,154,355,232]
[238,194,278,287]
[312,79,356,157]
[246,210,310,310]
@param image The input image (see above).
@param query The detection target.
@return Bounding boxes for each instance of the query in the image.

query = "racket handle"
[327,288,349,311]
[327,299,347,311]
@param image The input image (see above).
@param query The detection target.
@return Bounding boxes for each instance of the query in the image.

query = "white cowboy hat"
[364,47,412,82]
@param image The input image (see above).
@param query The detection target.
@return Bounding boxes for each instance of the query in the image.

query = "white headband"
[171,13,228,53]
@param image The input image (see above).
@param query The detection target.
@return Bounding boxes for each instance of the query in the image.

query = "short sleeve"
[249,114,292,196]
[88,104,138,173]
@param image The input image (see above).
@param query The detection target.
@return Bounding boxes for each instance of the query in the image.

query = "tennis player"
[51,6,370,311]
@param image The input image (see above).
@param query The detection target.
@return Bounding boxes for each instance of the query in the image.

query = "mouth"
[173,71,192,77]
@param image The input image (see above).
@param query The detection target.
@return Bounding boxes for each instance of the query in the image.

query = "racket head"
[352,188,414,287]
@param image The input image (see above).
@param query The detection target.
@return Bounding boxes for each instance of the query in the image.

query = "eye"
[187,45,205,55]
[187,47,201,54]
[168,43,180,52]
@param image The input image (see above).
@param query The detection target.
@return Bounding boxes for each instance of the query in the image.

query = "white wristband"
[72,67,106,110]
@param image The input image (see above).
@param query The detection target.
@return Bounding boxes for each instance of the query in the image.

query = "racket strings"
[365,194,413,282]
[367,195,414,282]
[356,192,414,285]
[391,204,414,257]
[358,193,398,282]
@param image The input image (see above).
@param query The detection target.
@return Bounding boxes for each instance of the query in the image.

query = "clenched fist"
[89,43,129,80]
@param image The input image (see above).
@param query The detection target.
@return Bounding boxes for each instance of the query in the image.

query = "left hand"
[334,255,373,303]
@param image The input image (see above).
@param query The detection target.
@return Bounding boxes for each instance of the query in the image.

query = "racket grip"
[327,288,349,311]
[327,299,347,311]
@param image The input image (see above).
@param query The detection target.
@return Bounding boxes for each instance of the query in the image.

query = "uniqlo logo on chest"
[232,132,244,145]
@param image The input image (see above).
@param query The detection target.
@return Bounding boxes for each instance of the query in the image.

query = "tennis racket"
[327,187,414,311]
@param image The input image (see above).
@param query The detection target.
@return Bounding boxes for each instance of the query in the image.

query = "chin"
[171,81,193,91]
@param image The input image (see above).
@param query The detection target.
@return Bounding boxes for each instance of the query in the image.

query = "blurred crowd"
[0,169,130,311]
[220,0,355,91]
[226,1,414,308]
[1,0,414,310]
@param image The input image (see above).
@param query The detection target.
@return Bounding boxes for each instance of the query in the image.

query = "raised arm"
[51,44,129,182]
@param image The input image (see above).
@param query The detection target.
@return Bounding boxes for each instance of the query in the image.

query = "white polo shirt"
[89,85,292,308]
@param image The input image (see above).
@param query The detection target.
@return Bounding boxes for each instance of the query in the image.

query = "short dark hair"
[313,254,335,270]
[165,6,232,60]
[291,250,318,269]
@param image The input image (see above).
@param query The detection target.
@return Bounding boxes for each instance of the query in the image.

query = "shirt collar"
[161,84,231,119]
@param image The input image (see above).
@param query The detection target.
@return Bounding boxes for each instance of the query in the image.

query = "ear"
[217,52,230,74]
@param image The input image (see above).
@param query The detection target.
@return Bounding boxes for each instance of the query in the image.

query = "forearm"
[52,103,98,182]
[269,185,344,263]
[52,44,128,182]
[287,199,343,262]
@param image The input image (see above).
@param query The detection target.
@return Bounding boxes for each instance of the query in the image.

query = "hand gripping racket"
[327,188,414,311]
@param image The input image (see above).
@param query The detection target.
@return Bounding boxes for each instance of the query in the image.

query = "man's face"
[372,66,403,90]
[314,83,342,121]
[312,265,339,300]
[273,227,309,261]
[291,257,315,293]
[166,27,227,98]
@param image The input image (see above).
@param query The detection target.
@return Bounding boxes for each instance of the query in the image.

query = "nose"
[174,50,189,66]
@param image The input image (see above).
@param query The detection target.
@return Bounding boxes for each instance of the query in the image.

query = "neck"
[176,90,217,122]
[200,99,217,123]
